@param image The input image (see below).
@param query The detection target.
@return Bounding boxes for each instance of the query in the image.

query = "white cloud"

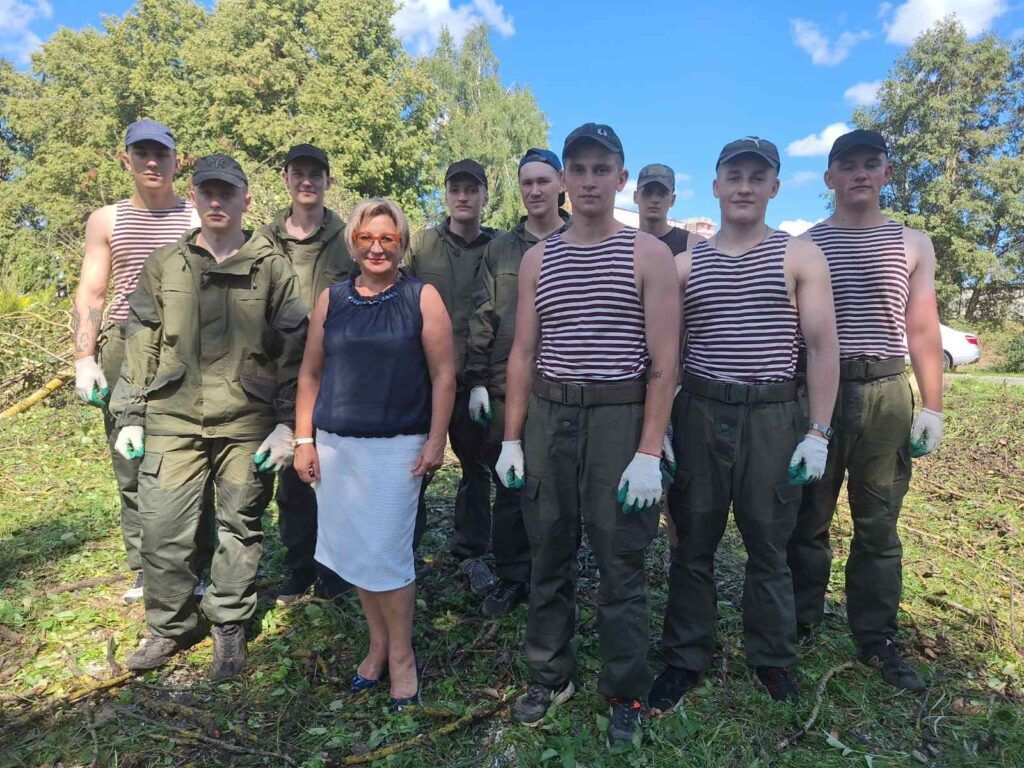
[787,122,852,157]
[778,218,823,236]
[393,0,515,55]
[844,80,883,106]
[788,170,822,187]
[790,19,871,66]
[0,0,52,66]
[883,0,1008,45]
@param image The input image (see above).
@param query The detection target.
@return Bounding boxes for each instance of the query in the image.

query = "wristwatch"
[808,422,834,440]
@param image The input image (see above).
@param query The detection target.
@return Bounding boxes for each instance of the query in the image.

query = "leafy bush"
[1002,334,1024,373]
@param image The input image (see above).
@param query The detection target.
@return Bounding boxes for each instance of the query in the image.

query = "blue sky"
[4,0,1023,233]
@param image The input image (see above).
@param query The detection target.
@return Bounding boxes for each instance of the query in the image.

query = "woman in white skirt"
[293,198,455,710]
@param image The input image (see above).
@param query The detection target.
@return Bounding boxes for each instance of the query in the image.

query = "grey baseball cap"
[124,119,175,150]
[637,163,675,191]
[716,136,780,172]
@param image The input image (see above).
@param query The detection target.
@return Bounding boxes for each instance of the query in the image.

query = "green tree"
[854,18,1024,322]
[419,24,549,230]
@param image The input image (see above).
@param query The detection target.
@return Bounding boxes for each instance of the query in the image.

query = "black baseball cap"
[637,163,675,191]
[562,123,624,161]
[125,119,175,150]
[192,153,248,188]
[717,137,780,171]
[828,129,888,166]
[444,159,488,188]
[285,143,329,172]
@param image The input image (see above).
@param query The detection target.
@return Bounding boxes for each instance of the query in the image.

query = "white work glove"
[75,356,108,407]
[468,386,492,427]
[616,452,663,514]
[115,425,145,460]
[254,423,295,474]
[788,434,829,485]
[496,440,525,489]
[909,408,943,457]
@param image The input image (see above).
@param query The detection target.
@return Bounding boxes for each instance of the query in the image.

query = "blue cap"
[519,148,562,173]
[124,119,176,150]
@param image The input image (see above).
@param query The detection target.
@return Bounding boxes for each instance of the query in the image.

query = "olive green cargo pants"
[788,369,913,646]
[138,434,273,638]
[663,378,804,671]
[97,324,215,575]
[522,384,659,700]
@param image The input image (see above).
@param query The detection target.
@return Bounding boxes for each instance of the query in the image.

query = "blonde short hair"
[346,198,410,257]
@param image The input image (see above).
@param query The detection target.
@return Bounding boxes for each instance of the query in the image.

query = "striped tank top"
[535,228,648,383]
[107,198,195,323]
[808,220,909,359]
[684,229,798,383]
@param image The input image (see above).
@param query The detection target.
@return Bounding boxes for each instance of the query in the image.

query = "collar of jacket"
[184,229,268,281]
[514,208,572,245]
[438,217,497,249]
[270,206,345,245]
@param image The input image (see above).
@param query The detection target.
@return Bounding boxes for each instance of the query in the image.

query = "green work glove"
[617,452,662,515]
[74,356,109,408]
[114,425,145,460]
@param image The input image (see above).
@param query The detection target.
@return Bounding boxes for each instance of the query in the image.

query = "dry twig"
[775,661,854,751]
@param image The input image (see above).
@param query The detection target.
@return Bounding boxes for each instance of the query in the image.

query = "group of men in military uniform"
[74,118,944,745]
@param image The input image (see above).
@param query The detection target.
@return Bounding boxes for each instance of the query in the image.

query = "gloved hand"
[909,408,943,457]
[254,423,295,473]
[616,452,663,514]
[496,440,525,489]
[660,429,676,485]
[115,425,145,460]
[788,434,829,485]
[468,386,491,427]
[74,356,108,407]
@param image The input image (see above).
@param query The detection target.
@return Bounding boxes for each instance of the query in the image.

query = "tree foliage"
[855,18,1024,322]
[0,1,546,290]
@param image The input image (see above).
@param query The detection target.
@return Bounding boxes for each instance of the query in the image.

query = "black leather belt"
[839,356,906,381]
[532,378,647,406]
[681,373,797,404]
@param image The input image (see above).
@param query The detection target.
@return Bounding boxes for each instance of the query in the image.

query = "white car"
[904,324,981,370]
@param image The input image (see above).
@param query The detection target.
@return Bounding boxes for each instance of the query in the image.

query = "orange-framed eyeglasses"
[353,232,403,252]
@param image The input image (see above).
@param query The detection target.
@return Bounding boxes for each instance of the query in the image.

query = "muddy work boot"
[858,638,926,691]
[755,666,801,703]
[482,579,529,617]
[648,665,701,715]
[126,633,199,671]
[209,623,247,682]
[511,681,575,727]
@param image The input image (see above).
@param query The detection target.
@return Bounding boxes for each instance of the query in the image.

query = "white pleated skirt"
[313,429,426,592]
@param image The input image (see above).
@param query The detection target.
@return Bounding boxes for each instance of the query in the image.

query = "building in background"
[612,208,715,238]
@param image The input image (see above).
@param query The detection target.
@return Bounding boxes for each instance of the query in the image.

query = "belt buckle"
[562,383,583,406]
[725,382,743,404]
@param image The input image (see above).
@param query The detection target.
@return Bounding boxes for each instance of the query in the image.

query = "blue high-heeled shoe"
[349,672,380,693]
[389,652,421,713]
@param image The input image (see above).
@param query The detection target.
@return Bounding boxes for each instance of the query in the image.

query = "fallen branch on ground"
[776,661,854,751]
[0,370,73,420]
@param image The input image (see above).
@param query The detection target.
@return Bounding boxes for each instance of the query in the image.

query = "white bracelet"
[294,437,315,445]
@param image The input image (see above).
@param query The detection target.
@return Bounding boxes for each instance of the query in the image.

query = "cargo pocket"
[240,361,275,404]
[520,474,544,548]
[138,451,164,496]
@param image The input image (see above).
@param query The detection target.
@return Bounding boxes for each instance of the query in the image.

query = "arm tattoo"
[73,305,104,353]
[648,368,664,380]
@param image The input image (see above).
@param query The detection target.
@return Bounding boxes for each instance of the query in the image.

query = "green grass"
[0,377,1022,767]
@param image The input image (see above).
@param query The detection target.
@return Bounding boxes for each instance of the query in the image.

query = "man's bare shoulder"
[634,230,673,264]
[85,204,117,239]
[687,231,708,245]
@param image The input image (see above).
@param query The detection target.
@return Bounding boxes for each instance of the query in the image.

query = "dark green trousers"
[97,324,215,575]
[449,387,492,560]
[138,434,273,638]
[276,465,317,580]
[788,373,913,646]
[663,385,803,671]
[522,394,659,700]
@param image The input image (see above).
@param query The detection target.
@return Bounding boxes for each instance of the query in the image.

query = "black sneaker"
[648,665,701,715]
[755,666,801,703]
[210,623,247,682]
[511,680,575,727]
[857,638,926,691]
[607,698,642,747]
[275,571,316,606]
[482,579,529,617]
[459,557,496,594]
[123,572,144,604]
[315,569,355,601]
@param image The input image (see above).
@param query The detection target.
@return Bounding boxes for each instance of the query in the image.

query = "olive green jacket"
[402,219,500,383]
[257,206,354,310]
[112,228,309,439]
[464,211,571,396]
